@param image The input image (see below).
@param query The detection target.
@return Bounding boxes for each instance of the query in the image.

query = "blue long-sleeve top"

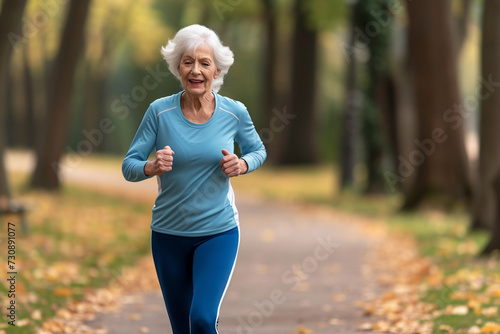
[122,91,267,237]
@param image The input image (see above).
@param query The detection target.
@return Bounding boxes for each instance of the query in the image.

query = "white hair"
[161,24,234,93]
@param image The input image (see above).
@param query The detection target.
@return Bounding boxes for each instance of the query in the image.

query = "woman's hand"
[220,149,248,177]
[145,146,175,176]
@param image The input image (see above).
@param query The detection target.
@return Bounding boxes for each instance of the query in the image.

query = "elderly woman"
[122,24,266,333]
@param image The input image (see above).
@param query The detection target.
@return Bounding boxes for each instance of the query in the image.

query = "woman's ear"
[214,68,221,79]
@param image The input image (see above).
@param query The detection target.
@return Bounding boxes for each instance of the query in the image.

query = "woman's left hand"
[220,149,248,177]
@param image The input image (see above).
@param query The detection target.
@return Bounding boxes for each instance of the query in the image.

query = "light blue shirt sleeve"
[236,107,267,173]
[122,106,157,182]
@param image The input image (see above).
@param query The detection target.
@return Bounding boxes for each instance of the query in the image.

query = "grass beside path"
[0,172,156,334]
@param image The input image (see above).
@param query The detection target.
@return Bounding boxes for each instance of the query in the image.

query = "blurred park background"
[2,0,500,333]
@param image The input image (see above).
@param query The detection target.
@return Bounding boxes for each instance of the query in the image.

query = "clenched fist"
[220,149,248,178]
[144,146,175,176]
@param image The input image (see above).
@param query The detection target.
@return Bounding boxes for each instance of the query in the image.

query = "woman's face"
[178,44,221,97]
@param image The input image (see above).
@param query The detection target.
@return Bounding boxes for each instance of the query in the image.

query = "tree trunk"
[355,0,394,194]
[471,0,500,231]
[481,170,500,255]
[23,44,36,149]
[278,0,318,165]
[0,0,29,199]
[83,61,105,151]
[376,74,399,180]
[260,0,279,162]
[402,0,471,210]
[5,66,14,146]
[31,0,92,190]
[339,2,360,189]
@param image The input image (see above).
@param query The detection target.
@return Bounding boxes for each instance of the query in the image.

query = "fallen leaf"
[468,298,482,310]
[468,326,481,334]
[126,313,142,321]
[331,294,346,302]
[31,309,42,320]
[329,318,344,325]
[293,325,313,334]
[481,322,500,333]
[358,322,373,331]
[53,287,72,297]
[363,304,375,316]
[380,291,396,301]
[373,321,390,331]
[56,308,72,319]
[451,305,468,315]
[482,306,498,317]
[439,324,454,333]
[16,319,31,327]
[43,319,64,332]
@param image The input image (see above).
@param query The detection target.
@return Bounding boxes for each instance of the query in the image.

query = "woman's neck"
[181,91,215,123]
[182,91,214,110]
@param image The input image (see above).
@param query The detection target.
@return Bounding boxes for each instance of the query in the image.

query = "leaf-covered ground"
[232,165,500,333]
[0,175,159,333]
[357,227,500,333]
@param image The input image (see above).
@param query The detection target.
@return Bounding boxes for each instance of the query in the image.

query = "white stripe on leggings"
[214,226,240,333]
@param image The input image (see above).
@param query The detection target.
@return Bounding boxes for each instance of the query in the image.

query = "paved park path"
[7,151,384,334]
[87,198,381,334]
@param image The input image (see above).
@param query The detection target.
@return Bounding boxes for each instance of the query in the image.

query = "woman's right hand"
[144,146,175,176]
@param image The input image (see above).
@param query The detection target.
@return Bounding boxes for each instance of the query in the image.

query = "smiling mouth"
[189,79,204,84]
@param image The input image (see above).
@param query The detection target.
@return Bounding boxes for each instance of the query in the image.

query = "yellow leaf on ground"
[358,323,373,331]
[293,325,313,334]
[332,294,346,302]
[56,308,72,319]
[31,309,42,320]
[53,287,72,297]
[16,319,31,327]
[373,321,391,331]
[94,327,108,334]
[363,305,375,316]
[43,319,65,332]
[329,318,344,325]
[380,291,396,301]
[439,324,454,333]
[468,299,481,309]
[482,306,498,317]
[481,322,500,333]
[126,313,142,321]
[43,267,60,283]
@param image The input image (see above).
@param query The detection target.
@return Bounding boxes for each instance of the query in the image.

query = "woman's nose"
[191,62,201,74]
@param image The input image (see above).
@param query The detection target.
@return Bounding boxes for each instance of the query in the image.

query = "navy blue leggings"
[151,227,239,334]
